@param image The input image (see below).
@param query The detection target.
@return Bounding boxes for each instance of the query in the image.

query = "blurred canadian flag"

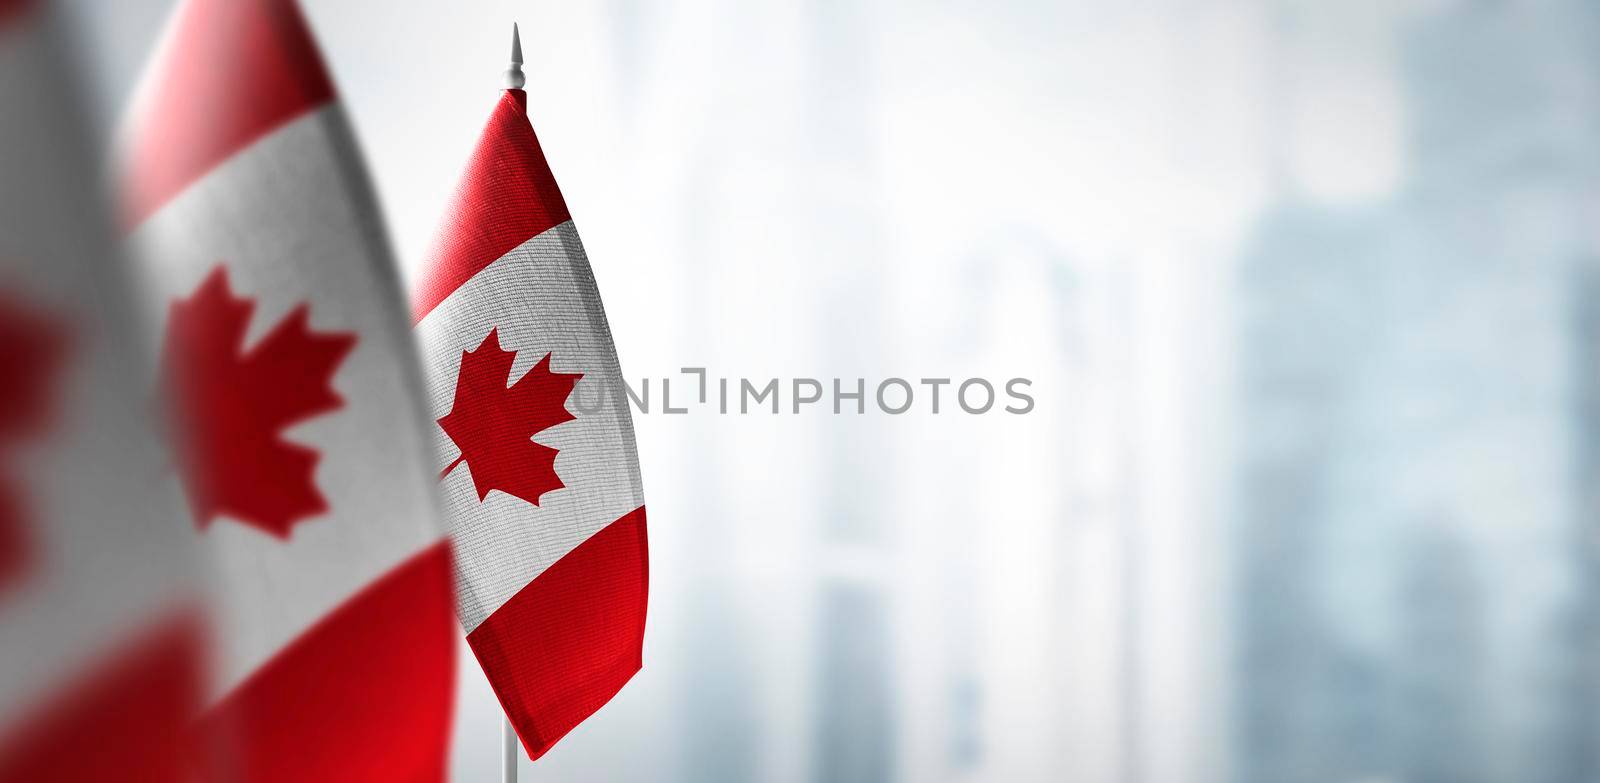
[121,0,456,778]
[0,1,204,780]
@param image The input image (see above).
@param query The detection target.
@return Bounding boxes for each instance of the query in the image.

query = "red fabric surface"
[0,613,205,783]
[467,507,649,760]
[0,0,34,29]
[411,90,571,323]
[122,0,335,227]
[201,542,456,782]
[0,292,68,596]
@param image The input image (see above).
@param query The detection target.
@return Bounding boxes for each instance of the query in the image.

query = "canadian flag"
[121,0,455,778]
[413,32,649,761]
[0,1,204,780]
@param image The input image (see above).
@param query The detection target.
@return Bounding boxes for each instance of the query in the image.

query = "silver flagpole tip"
[505,23,526,90]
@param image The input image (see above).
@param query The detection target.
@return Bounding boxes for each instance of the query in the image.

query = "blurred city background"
[55,0,1598,780]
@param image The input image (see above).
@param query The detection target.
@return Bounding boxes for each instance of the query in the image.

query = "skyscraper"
[1232,0,1600,780]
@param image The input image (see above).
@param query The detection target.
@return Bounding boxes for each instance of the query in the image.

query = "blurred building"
[1233,200,1395,783]
[1233,1,1600,781]
[803,3,897,782]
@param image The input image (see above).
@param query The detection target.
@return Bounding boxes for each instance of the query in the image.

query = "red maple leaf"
[438,328,582,506]
[0,293,68,591]
[159,266,355,538]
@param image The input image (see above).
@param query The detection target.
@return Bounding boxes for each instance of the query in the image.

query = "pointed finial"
[505,23,526,90]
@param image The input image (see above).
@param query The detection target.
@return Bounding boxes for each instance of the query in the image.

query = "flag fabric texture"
[0,2,204,780]
[121,0,455,778]
[415,88,649,760]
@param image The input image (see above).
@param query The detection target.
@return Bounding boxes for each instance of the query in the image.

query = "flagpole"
[506,23,526,91]
[499,23,526,783]
[503,715,520,783]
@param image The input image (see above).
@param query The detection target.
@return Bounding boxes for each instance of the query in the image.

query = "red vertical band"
[201,543,456,782]
[123,0,336,227]
[467,507,649,760]
[411,90,572,323]
[0,614,206,783]
[0,0,34,29]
